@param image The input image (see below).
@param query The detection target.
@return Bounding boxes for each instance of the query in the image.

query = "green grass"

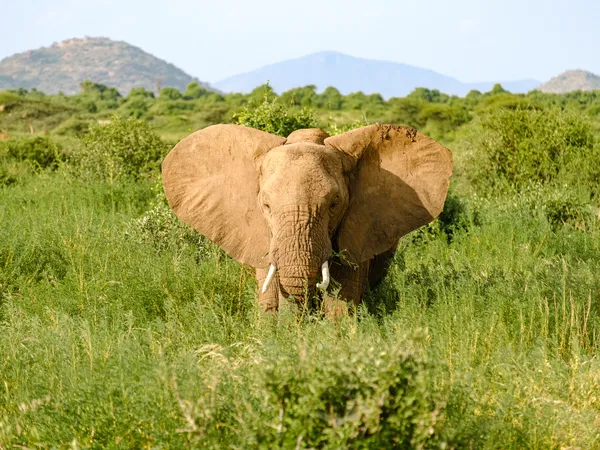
[0,102,599,448]
[1,159,599,448]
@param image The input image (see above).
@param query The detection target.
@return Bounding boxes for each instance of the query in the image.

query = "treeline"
[2,80,600,142]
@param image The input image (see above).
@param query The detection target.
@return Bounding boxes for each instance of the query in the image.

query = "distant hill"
[214,51,540,98]
[537,70,600,94]
[0,37,213,95]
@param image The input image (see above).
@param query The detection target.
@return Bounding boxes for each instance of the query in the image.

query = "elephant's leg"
[255,267,281,312]
[323,246,397,317]
[367,246,397,290]
[323,261,370,317]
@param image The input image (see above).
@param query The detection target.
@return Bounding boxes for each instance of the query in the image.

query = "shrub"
[586,104,600,116]
[149,99,196,116]
[408,190,479,244]
[159,87,182,101]
[3,136,65,170]
[0,165,18,187]
[232,89,317,137]
[419,103,470,139]
[543,191,593,231]
[52,117,92,136]
[183,81,210,100]
[119,97,151,118]
[436,190,479,238]
[128,202,220,259]
[179,333,444,449]
[493,183,598,233]
[317,86,344,110]
[195,103,232,128]
[477,94,534,111]
[128,87,155,99]
[388,97,426,129]
[327,117,371,136]
[407,87,450,103]
[124,177,219,259]
[256,339,441,448]
[74,115,168,183]
[466,107,598,194]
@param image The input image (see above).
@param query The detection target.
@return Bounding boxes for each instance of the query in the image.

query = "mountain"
[214,51,540,98]
[537,70,600,94]
[0,37,213,95]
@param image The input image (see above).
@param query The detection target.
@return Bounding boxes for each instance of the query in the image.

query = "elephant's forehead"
[261,145,342,196]
[264,145,339,172]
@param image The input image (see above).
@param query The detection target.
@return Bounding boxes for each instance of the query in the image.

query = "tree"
[464,89,483,108]
[183,82,209,100]
[318,86,344,110]
[419,103,470,137]
[232,96,316,137]
[79,80,121,101]
[388,97,426,128]
[407,88,448,103]
[128,87,155,99]
[279,85,317,107]
[490,83,508,95]
[249,83,277,103]
[159,87,182,101]
[344,91,368,110]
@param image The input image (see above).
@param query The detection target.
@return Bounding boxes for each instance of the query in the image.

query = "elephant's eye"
[330,196,340,210]
[263,202,271,212]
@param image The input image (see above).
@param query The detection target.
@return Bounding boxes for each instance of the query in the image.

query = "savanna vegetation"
[0,80,599,448]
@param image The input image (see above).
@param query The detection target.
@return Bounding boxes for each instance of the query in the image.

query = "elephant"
[161,123,452,314]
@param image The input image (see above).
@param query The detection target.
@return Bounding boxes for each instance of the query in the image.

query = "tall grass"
[1,167,598,448]
[1,105,599,448]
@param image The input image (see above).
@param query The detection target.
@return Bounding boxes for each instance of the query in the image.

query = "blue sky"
[1,0,598,83]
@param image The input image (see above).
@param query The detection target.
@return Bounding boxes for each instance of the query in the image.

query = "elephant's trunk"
[271,208,331,301]
[277,248,321,299]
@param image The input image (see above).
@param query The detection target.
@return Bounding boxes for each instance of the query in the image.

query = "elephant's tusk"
[316,261,330,290]
[261,264,277,293]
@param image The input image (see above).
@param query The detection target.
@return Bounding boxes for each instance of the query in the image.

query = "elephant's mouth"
[261,261,330,294]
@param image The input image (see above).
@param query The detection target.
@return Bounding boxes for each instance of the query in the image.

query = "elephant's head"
[161,123,452,300]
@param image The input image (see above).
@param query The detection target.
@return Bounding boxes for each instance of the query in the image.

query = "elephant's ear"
[162,124,286,267]
[324,124,452,264]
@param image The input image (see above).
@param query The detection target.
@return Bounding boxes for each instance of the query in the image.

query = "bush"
[492,183,598,233]
[477,93,534,112]
[543,191,593,231]
[388,97,426,129]
[74,115,168,183]
[327,117,371,136]
[195,103,232,128]
[406,190,479,244]
[179,333,444,449]
[436,190,479,238]
[52,117,92,136]
[232,90,317,137]
[257,339,440,448]
[159,87,182,101]
[128,202,220,259]
[124,177,220,259]
[2,136,66,170]
[149,99,196,116]
[119,97,151,118]
[183,81,210,100]
[466,107,598,194]
[0,165,18,187]
[419,103,470,139]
